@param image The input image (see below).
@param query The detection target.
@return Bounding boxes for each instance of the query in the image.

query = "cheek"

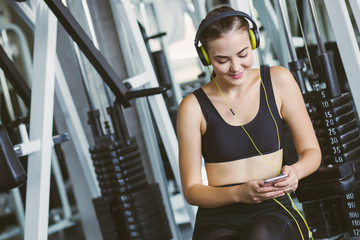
[245,54,254,65]
[212,64,229,74]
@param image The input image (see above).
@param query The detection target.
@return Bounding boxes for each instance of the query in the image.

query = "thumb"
[281,165,291,175]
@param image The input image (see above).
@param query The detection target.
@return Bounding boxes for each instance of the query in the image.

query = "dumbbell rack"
[297,88,360,239]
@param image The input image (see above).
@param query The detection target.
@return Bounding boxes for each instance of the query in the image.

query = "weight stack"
[90,136,172,240]
[305,92,360,166]
[302,198,346,239]
[341,161,360,237]
[297,90,360,238]
[340,190,360,237]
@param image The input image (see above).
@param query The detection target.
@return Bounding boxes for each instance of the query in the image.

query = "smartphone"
[263,174,288,186]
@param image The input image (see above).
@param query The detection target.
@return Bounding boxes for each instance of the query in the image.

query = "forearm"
[291,147,321,180]
[183,183,241,208]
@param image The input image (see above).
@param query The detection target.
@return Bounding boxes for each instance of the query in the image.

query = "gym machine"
[3,1,106,239]
[2,0,187,239]
[43,0,177,239]
[276,0,360,239]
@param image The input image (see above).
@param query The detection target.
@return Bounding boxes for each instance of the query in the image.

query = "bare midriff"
[205,149,283,186]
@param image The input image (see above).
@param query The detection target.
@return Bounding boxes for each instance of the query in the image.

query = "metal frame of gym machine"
[4,1,106,239]
[4,1,105,239]
[0,4,107,238]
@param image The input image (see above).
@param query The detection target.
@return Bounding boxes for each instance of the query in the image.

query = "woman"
[176,6,321,240]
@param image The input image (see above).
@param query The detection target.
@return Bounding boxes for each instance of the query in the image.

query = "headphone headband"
[194,10,258,47]
[194,10,260,66]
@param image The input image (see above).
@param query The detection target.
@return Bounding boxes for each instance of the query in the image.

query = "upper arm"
[271,66,320,155]
[177,94,204,196]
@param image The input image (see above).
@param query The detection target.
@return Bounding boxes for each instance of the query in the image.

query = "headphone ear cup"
[249,28,260,50]
[196,45,211,66]
[201,45,211,66]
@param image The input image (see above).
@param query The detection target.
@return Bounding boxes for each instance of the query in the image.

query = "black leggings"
[192,198,309,240]
[194,214,308,240]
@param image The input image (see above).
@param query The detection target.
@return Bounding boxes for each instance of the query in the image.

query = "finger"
[281,165,291,175]
[281,185,297,193]
[258,185,279,192]
[259,190,285,200]
[273,180,289,187]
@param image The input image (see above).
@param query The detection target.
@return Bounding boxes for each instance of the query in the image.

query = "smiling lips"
[230,71,244,79]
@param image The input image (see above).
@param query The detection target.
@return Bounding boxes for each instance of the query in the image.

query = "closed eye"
[217,59,228,64]
[214,47,249,63]
[239,53,248,58]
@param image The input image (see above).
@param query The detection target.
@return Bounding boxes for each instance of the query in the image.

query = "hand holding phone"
[263,174,288,186]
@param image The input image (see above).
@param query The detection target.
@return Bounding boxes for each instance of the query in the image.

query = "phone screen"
[263,174,288,186]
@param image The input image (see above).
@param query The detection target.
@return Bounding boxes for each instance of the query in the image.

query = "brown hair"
[198,6,250,51]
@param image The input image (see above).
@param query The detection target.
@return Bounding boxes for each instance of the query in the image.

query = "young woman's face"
[207,30,253,86]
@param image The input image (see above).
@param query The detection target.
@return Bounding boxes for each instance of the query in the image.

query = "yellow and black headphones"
[194,10,260,66]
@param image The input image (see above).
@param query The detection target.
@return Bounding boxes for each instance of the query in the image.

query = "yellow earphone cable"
[205,50,313,240]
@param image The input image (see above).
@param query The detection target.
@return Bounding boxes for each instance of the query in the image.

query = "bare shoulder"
[268,66,308,121]
[269,66,301,95]
[177,89,206,137]
[179,91,200,114]
[177,90,204,126]
[269,66,295,86]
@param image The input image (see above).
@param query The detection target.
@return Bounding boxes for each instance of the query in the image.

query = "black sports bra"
[193,65,283,163]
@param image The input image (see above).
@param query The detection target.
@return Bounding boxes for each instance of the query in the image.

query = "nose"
[229,58,241,73]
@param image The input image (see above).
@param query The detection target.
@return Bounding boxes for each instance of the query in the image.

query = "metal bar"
[253,0,290,67]
[75,0,114,109]
[24,1,58,239]
[348,0,360,33]
[0,45,31,108]
[0,21,33,84]
[275,0,307,93]
[4,0,36,29]
[306,0,327,55]
[54,58,101,197]
[323,0,360,116]
[0,69,16,120]
[73,45,96,111]
[306,0,341,98]
[139,2,183,106]
[275,0,297,62]
[43,0,130,107]
[50,150,72,219]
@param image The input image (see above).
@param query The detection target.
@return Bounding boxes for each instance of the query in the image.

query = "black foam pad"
[0,125,26,191]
